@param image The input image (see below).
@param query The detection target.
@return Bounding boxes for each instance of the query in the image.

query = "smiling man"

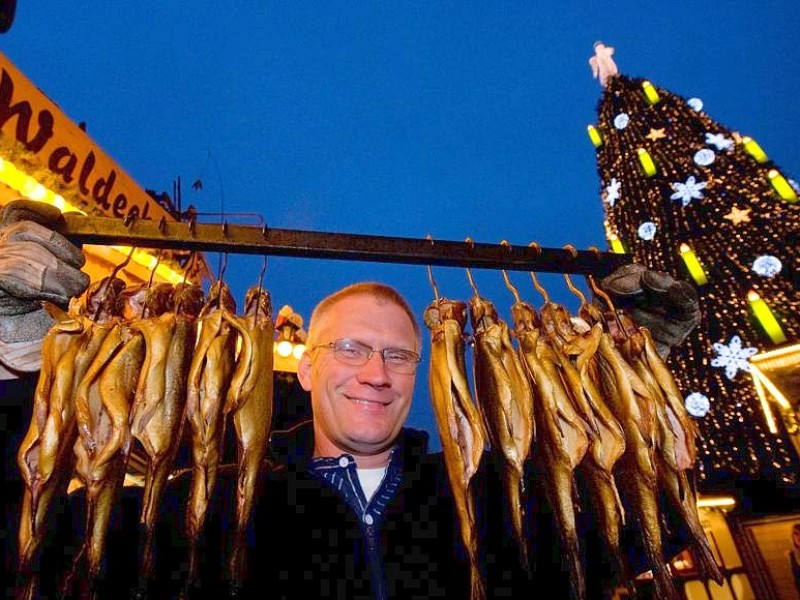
[298,284,421,468]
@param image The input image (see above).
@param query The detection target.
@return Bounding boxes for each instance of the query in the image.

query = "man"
[1,200,700,599]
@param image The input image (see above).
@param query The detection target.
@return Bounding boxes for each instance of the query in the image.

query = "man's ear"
[297,352,313,392]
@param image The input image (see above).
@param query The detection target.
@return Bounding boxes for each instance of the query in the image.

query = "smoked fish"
[424,298,486,600]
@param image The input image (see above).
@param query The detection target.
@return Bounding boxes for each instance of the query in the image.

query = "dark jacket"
[168,422,534,599]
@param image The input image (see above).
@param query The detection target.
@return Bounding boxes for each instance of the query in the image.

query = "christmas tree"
[588,43,800,487]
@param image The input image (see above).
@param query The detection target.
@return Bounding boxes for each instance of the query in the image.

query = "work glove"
[600,262,700,359]
[0,199,90,376]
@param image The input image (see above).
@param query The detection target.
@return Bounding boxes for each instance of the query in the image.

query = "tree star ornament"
[604,178,621,206]
[705,132,733,151]
[710,335,758,380]
[670,175,707,206]
[723,206,751,224]
[645,128,666,141]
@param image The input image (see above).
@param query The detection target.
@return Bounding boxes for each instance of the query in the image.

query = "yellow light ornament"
[636,148,657,176]
[679,243,707,285]
[641,80,660,105]
[276,339,294,358]
[747,290,786,344]
[741,136,768,163]
[587,125,603,148]
[768,169,798,202]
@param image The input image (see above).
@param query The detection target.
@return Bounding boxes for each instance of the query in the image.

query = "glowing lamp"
[679,243,707,285]
[768,169,798,202]
[636,148,657,177]
[742,136,768,163]
[696,496,736,509]
[292,343,306,360]
[747,290,786,343]
[608,234,626,254]
[641,80,660,105]
[276,339,294,358]
[587,125,603,148]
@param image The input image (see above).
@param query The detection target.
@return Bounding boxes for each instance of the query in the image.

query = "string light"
[0,155,185,284]
[594,74,800,485]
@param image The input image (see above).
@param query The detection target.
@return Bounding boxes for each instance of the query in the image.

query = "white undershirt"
[356,466,387,502]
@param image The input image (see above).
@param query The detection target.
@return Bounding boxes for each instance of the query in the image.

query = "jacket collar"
[268,419,430,472]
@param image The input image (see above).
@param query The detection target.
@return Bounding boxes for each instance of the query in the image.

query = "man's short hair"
[307,282,421,349]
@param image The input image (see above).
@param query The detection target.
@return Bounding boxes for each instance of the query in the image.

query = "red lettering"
[78,150,95,195]
[47,146,78,183]
[0,69,54,152]
[112,193,127,218]
[92,169,115,211]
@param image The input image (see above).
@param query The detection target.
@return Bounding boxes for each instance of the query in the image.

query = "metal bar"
[57,214,631,276]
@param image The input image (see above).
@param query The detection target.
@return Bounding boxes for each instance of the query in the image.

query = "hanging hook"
[499,241,521,303]
[561,245,588,306]
[425,235,440,303]
[217,253,228,283]
[93,246,135,321]
[464,237,480,297]
[527,243,549,303]
[147,250,163,289]
[253,255,269,319]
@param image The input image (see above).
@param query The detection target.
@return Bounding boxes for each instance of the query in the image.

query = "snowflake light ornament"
[604,178,621,206]
[705,132,733,151]
[752,255,782,277]
[638,221,657,240]
[684,392,710,418]
[613,113,630,130]
[694,149,716,166]
[710,335,758,380]
[687,98,704,111]
[670,176,707,206]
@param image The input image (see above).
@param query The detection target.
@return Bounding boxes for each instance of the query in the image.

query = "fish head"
[173,283,205,318]
[143,283,175,318]
[202,281,236,316]
[438,299,468,329]
[244,286,272,323]
[468,295,497,333]
[510,301,539,334]
[86,276,126,321]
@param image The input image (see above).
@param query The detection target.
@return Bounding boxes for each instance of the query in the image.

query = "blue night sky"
[4,2,799,448]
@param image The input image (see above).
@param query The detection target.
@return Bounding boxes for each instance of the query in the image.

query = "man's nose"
[356,351,391,384]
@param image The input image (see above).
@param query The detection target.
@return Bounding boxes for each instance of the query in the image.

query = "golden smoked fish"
[15,284,121,600]
[70,280,142,593]
[593,323,680,600]
[540,303,630,594]
[424,298,486,600]
[627,326,723,585]
[129,283,203,582]
[222,285,275,588]
[185,281,237,587]
[511,300,589,600]
[468,295,534,568]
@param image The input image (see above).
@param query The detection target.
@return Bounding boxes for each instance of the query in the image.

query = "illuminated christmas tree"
[588,43,800,487]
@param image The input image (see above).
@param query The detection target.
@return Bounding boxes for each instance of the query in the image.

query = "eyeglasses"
[313,338,421,374]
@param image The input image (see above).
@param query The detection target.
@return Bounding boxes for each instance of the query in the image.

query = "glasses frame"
[313,338,421,374]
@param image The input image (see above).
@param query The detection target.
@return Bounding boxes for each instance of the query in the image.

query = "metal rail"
[57,214,631,276]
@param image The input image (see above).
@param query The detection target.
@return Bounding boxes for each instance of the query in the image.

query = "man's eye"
[336,343,364,358]
[384,351,413,363]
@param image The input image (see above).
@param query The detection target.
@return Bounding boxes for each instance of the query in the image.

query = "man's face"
[297,294,418,461]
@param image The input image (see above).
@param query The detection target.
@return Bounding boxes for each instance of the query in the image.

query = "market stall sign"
[0,50,172,223]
